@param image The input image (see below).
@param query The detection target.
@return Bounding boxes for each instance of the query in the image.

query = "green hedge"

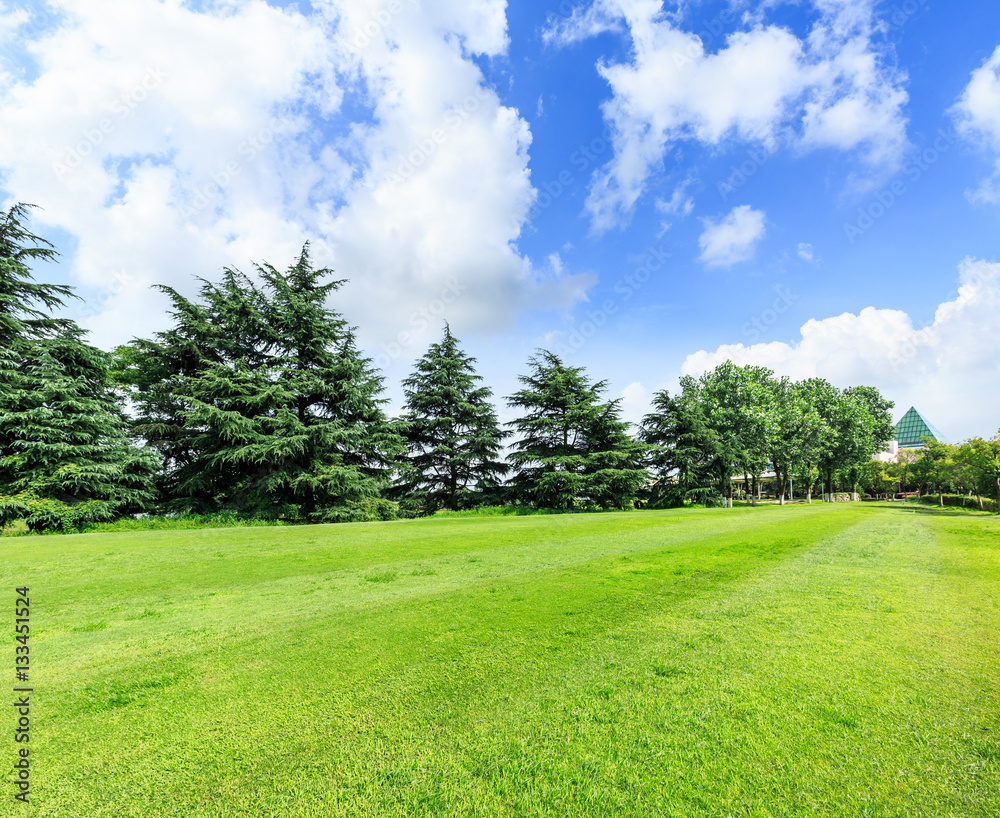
[919,494,998,513]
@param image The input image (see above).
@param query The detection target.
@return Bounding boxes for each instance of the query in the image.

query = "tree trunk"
[751,473,757,506]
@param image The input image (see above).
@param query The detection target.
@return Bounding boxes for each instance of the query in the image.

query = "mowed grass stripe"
[3,503,998,816]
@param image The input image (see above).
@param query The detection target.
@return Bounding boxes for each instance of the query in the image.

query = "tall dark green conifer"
[117,246,404,519]
[0,203,75,347]
[0,204,157,530]
[639,388,724,507]
[396,325,507,512]
[506,351,648,510]
[0,332,158,530]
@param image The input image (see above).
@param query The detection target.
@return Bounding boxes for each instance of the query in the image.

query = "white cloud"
[680,257,1000,440]
[698,205,766,268]
[798,242,815,261]
[953,44,1000,204]
[655,183,694,217]
[542,0,626,47]
[619,379,650,427]
[553,0,909,230]
[0,0,590,354]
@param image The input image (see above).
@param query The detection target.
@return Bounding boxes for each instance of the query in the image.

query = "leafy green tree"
[117,246,404,519]
[858,459,898,499]
[506,351,648,510]
[686,362,775,505]
[816,385,894,498]
[395,325,507,512]
[889,448,919,494]
[912,438,954,504]
[954,434,1000,514]
[769,377,829,504]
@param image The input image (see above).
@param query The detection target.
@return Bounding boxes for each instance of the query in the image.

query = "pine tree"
[0,204,156,531]
[0,203,76,347]
[118,246,405,519]
[396,325,507,512]
[0,331,158,531]
[506,351,648,510]
[640,388,724,507]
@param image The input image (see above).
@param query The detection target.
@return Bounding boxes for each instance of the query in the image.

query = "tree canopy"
[395,325,507,512]
[115,246,404,520]
[506,351,649,510]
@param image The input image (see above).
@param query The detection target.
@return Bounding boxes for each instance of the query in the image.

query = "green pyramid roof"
[894,406,947,448]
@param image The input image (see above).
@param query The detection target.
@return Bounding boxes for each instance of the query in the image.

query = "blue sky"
[1,0,999,439]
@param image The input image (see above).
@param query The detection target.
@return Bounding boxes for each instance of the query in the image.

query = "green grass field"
[3,503,998,816]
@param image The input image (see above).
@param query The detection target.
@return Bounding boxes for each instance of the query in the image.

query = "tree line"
[2,205,997,531]
[859,438,1000,511]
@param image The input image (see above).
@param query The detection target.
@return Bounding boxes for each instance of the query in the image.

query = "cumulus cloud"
[619,380,651,427]
[953,44,1000,204]
[0,0,591,354]
[548,0,909,230]
[680,257,1000,440]
[798,242,815,262]
[698,205,766,268]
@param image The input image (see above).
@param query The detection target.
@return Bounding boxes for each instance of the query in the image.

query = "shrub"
[0,493,116,533]
[312,497,400,524]
[919,493,998,513]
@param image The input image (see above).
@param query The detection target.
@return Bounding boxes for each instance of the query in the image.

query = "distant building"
[874,406,947,463]
[893,406,947,448]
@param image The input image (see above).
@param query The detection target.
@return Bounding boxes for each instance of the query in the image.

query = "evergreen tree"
[396,325,507,512]
[0,204,156,531]
[0,203,75,347]
[640,388,724,507]
[117,246,404,519]
[0,331,158,531]
[110,266,268,511]
[506,351,648,510]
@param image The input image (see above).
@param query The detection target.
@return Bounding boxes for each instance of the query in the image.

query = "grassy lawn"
[2,502,998,816]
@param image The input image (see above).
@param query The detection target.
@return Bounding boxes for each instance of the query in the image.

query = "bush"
[311,497,400,524]
[0,493,116,533]
[433,506,519,518]
[919,494,999,513]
